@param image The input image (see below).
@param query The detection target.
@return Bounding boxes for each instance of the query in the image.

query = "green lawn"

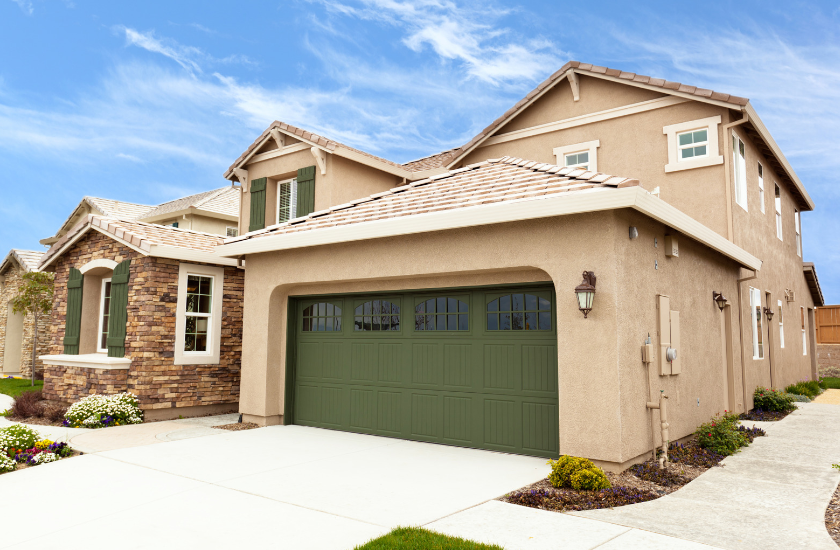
[0,378,43,398]
[354,528,503,550]
[822,377,840,390]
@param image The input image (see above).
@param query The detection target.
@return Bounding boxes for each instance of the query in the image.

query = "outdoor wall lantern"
[712,291,728,311]
[763,307,774,321]
[575,271,597,318]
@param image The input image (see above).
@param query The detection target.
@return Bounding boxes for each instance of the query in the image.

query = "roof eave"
[140,207,239,224]
[803,263,825,306]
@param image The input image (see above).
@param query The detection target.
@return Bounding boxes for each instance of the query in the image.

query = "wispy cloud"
[10,0,33,15]
[116,27,257,73]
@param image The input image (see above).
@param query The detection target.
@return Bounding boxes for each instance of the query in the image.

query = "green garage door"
[288,285,559,458]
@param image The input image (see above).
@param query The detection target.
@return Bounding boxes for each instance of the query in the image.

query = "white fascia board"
[580,71,746,110]
[216,187,761,270]
[334,147,411,179]
[744,104,814,211]
[245,141,310,166]
[38,224,148,272]
[141,208,239,224]
[40,354,131,370]
[149,244,239,267]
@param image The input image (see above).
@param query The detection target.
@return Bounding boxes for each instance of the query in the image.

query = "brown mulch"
[213,422,260,431]
[4,415,66,427]
[739,409,792,421]
[826,480,840,546]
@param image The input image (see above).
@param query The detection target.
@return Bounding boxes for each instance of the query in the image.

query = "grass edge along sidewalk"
[354,527,502,549]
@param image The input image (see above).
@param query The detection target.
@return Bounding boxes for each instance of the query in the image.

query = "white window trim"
[663,116,723,173]
[226,226,239,238]
[795,210,802,257]
[802,306,807,356]
[732,133,748,211]
[96,278,112,353]
[758,163,765,214]
[775,184,783,241]
[676,128,710,162]
[750,287,763,360]
[276,177,298,225]
[553,140,600,172]
[174,263,224,366]
[778,299,784,349]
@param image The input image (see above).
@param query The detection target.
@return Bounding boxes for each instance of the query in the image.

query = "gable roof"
[803,262,824,307]
[141,186,240,221]
[218,156,761,271]
[39,215,236,271]
[0,249,44,275]
[400,148,460,172]
[224,121,412,181]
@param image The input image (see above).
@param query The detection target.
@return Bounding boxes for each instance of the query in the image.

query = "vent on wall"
[785,289,796,302]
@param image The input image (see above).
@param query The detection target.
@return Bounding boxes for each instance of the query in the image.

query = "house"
[0,249,48,378]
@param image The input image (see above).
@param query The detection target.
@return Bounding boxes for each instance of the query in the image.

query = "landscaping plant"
[751,386,795,413]
[0,424,40,457]
[784,380,821,399]
[63,392,143,428]
[695,412,749,456]
[0,425,73,473]
[9,271,54,386]
[547,455,611,490]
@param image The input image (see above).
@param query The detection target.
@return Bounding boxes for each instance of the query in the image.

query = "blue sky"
[1,0,839,300]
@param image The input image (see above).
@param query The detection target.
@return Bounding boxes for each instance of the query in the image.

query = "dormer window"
[553,140,600,172]
[564,151,589,170]
[677,129,708,160]
[277,178,298,224]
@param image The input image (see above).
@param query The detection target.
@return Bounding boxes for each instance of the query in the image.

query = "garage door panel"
[322,343,345,380]
[410,393,441,439]
[522,345,557,393]
[295,384,321,423]
[378,343,404,383]
[351,343,377,382]
[443,344,472,388]
[350,388,377,430]
[412,343,443,386]
[522,401,559,453]
[483,344,516,390]
[443,395,472,443]
[377,391,403,434]
[483,398,518,449]
[298,343,322,379]
[320,386,345,427]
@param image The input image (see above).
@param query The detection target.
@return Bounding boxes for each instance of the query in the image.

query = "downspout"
[722,111,750,242]
[737,269,758,411]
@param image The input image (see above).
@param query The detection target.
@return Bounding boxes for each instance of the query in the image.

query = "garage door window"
[303,302,342,332]
[487,293,551,331]
[354,300,400,331]
[415,297,468,331]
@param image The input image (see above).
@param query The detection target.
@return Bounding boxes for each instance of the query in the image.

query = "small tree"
[10,272,54,386]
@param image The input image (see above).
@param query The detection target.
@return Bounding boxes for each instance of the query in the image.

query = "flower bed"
[739,387,796,422]
[0,425,75,474]
[63,393,143,428]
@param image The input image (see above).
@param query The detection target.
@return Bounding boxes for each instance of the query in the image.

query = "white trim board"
[484,96,689,147]
[217,186,761,271]
[174,263,225,366]
[40,354,131,370]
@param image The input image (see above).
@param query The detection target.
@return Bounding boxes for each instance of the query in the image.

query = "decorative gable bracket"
[233,168,249,191]
[269,128,285,149]
[310,147,328,175]
[566,70,580,102]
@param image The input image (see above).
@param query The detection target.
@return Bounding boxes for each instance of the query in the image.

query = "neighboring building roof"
[400,148,460,172]
[803,262,825,307]
[218,156,761,271]
[0,249,44,274]
[142,187,240,220]
[85,197,157,220]
[39,215,236,271]
[224,121,410,181]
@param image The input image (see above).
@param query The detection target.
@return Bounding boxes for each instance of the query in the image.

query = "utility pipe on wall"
[646,391,670,468]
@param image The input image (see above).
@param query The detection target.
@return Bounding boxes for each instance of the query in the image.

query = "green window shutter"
[63,268,84,355]
[106,259,131,358]
[296,166,316,217]
[249,177,267,232]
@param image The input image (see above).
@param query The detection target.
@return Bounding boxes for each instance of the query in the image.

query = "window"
[677,128,708,160]
[775,184,783,240]
[174,263,225,365]
[795,210,802,257]
[553,140,600,172]
[663,116,723,173]
[749,287,764,359]
[304,302,343,332]
[758,163,765,214]
[487,293,551,331]
[226,227,239,238]
[354,300,398,331]
[733,134,747,210]
[801,307,807,355]
[184,275,213,352]
[164,222,179,228]
[277,178,298,224]
[415,297,468,331]
[778,299,784,349]
[97,278,112,352]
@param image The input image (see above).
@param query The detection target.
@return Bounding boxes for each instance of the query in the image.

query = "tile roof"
[400,148,460,172]
[0,249,44,274]
[226,156,639,243]
[142,186,240,219]
[85,197,156,220]
[445,61,750,167]
[40,215,226,269]
[224,121,406,179]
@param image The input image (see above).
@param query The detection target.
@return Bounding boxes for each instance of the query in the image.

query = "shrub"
[570,467,612,490]
[0,424,40,457]
[668,441,726,468]
[630,462,690,486]
[63,393,143,428]
[787,393,811,403]
[736,424,766,443]
[547,455,595,488]
[695,412,748,456]
[11,391,45,418]
[752,387,795,413]
[784,380,821,399]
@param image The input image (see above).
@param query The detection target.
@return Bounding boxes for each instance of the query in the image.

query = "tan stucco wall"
[153,214,234,237]
[236,209,763,465]
[239,151,401,233]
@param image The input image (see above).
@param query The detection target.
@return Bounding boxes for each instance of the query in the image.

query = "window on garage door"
[414,295,469,331]
[302,301,343,332]
[353,298,401,331]
[486,291,552,331]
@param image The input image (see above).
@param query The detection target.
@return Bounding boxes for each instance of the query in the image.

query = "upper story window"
[677,129,708,160]
[277,178,298,224]
[354,300,400,331]
[304,302,342,332]
[795,210,802,257]
[226,227,239,238]
[97,278,112,353]
[749,287,764,360]
[775,184,783,240]
[164,222,179,228]
[758,163,765,214]
[487,293,551,331]
[663,116,723,173]
[733,134,747,211]
[778,299,784,349]
[553,140,600,172]
[184,275,213,353]
[415,297,468,331]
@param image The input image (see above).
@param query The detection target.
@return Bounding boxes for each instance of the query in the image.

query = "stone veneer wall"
[43,230,243,412]
[0,261,51,379]
[817,344,840,378]
[43,364,128,401]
